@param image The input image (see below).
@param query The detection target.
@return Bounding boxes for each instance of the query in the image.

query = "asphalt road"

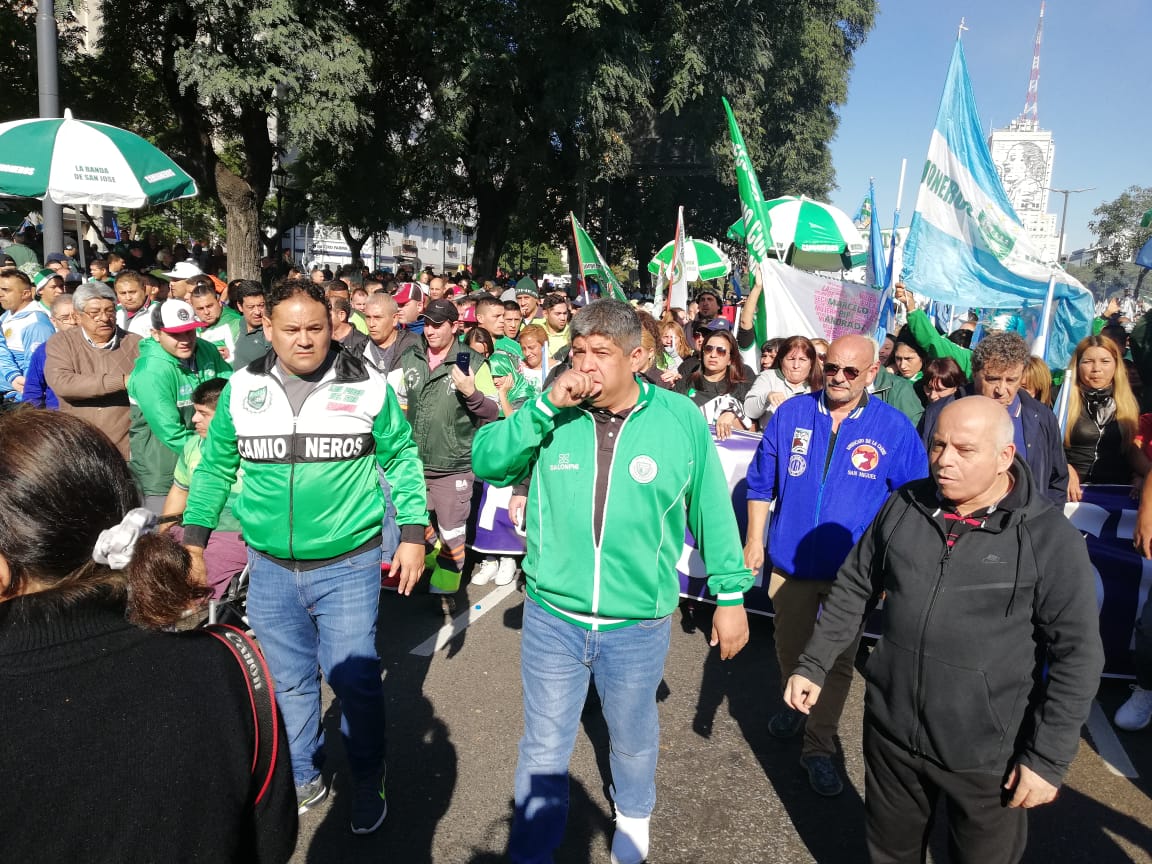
[287,581,1152,864]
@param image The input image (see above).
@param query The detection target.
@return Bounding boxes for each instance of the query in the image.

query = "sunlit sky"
[827,0,1150,254]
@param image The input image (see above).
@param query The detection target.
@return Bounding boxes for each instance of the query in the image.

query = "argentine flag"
[901,39,1093,370]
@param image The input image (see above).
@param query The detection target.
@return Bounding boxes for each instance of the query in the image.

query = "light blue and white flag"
[901,39,1092,370]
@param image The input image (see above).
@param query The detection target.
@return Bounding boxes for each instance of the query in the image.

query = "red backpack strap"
[204,624,280,806]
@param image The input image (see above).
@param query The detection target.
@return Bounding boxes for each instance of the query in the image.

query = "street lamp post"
[36,0,63,254]
[271,155,289,257]
[1047,186,1095,265]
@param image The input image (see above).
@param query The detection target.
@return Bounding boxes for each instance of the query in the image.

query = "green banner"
[570,212,627,302]
[722,97,772,348]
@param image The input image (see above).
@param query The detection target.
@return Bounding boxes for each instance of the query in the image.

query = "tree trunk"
[216,164,260,282]
[470,183,520,278]
[341,225,368,267]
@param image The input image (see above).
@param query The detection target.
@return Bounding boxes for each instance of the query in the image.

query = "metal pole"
[1047,186,1094,265]
[275,188,283,255]
[36,0,63,256]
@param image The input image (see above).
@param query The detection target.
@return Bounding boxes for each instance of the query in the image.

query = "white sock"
[610,813,650,864]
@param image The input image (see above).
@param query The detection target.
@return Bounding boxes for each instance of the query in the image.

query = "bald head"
[829,334,879,364]
[930,396,1016,510]
[823,334,880,409]
[938,396,1015,451]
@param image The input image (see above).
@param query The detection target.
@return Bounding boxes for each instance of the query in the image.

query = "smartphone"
[455,351,471,374]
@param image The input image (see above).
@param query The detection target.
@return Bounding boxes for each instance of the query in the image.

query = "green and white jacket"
[183,347,428,561]
[472,379,752,630]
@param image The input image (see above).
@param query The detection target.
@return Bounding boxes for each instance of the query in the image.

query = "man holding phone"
[396,298,499,597]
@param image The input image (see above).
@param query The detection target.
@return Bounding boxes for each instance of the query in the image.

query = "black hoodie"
[794,456,1104,785]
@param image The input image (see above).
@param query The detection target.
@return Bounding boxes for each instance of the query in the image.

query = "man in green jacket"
[182,278,428,835]
[472,299,753,864]
[126,299,232,513]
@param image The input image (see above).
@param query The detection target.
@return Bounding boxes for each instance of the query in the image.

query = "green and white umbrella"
[0,109,197,208]
[729,195,866,271]
[647,236,731,281]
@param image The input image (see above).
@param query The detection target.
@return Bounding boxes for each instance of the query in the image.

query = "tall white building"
[986,2,1062,265]
[988,120,1060,264]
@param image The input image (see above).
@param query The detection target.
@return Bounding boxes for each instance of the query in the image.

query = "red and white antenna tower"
[1020,2,1044,126]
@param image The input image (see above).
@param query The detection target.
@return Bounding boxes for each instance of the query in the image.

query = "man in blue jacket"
[745,334,927,797]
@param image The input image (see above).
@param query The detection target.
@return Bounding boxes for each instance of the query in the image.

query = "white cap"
[150,299,205,334]
[161,261,204,281]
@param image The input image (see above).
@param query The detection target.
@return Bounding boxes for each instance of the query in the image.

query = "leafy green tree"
[88,0,371,280]
[1087,186,1152,296]
[1089,186,1152,270]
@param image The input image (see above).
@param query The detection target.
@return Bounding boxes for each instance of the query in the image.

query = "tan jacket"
[44,328,142,459]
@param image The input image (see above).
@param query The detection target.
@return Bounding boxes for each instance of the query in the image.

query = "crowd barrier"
[470,433,1148,677]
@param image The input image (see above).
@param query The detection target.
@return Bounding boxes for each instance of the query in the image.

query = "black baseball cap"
[419,299,459,325]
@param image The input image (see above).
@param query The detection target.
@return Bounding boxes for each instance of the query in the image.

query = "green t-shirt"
[174,435,243,533]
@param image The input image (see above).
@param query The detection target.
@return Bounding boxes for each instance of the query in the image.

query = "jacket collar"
[817,388,869,418]
[250,343,370,383]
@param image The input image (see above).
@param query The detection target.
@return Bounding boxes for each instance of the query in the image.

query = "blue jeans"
[376,467,400,563]
[246,544,386,787]
[509,599,672,864]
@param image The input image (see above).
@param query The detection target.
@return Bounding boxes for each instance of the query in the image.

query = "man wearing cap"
[397,298,499,597]
[44,281,141,458]
[127,298,232,513]
[62,240,83,276]
[685,288,723,346]
[161,260,206,301]
[0,268,56,398]
[115,270,157,339]
[32,268,66,316]
[394,282,427,335]
[515,276,545,326]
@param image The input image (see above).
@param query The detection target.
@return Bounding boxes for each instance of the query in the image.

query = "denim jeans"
[376,466,400,563]
[509,598,672,864]
[245,544,386,787]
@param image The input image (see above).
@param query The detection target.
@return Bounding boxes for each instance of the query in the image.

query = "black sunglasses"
[823,362,862,381]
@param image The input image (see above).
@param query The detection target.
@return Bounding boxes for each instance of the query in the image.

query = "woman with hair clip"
[0,410,297,863]
[1064,334,1150,502]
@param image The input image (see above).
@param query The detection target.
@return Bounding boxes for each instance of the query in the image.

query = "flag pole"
[886,158,907,288]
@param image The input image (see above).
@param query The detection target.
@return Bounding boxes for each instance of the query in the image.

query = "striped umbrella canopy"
[647,237,731,280]
[729,195,867,271]
[0,109,197,208]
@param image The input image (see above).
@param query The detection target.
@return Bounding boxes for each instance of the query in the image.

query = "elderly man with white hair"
[43,280,142,459]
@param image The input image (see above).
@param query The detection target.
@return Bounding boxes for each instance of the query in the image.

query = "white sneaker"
[493,557,518,586]
[471,558,499,586]
[1115,685,1152,731]
[610,813,650,864]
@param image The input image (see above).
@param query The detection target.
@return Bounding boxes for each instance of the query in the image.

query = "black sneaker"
[350,772,388,835]
[296,778,328,815]
[767,707,806,739]
[801,754,844,797]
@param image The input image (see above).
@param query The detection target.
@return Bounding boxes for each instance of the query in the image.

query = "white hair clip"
[92,508,157,571]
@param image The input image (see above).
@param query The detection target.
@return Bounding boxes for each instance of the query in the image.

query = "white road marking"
[1086,700,1139,779]
[409,582,520,656]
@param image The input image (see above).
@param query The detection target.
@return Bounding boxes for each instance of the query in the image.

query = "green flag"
[570,212,627,302]
[722,97,772,348]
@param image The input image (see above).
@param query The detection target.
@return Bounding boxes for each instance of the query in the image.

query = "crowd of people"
[1,223,1150,864]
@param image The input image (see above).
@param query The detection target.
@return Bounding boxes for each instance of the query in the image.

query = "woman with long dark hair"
[0,410,297,863]
[676,328,751,439]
